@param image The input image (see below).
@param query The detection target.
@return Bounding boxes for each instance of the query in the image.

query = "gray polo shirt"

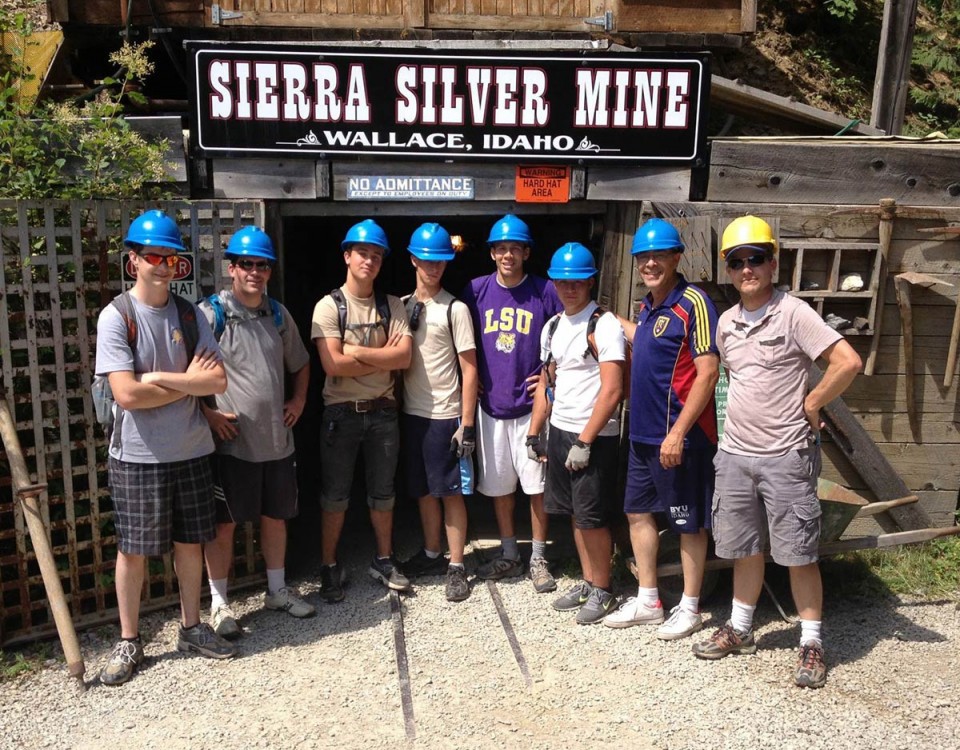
[717,290,842,457]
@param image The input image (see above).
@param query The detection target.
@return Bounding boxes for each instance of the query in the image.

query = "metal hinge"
[211,4,244,25]
[584,11,614,32]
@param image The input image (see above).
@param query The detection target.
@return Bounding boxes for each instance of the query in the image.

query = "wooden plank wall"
[650,200,960,532]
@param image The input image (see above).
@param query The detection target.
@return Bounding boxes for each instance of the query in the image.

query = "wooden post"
[864,198,896,376]
[870,0,919,135]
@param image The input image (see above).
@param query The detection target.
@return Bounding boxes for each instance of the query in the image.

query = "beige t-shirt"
[311,286,409,405]
[402,290,476,420]
[717,290,843,457]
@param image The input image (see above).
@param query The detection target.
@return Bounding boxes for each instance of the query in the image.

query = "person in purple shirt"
[460,214,562,592]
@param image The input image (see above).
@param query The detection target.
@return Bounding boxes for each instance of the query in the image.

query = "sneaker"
[100,638,144,686]
[211,603,241,640]
[528,557,557,593]
[576,588,617,625]
[691,621,757,660]
[265,587,316,618]
[552,581,593,612]
[657,605,704,641]
[602,597,665,629]
[369,556,412,592]
[403,549,449,578]
[795,642,828,688]
[445,566,470,602]
[476,555,523,581]
[177,622,237,659]
[319,563,345,603]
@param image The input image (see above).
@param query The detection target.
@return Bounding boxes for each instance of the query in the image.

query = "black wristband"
[574,439,590,448]
[525,435,540,446]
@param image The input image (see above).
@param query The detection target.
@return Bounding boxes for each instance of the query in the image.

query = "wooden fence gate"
[0,200,264,646]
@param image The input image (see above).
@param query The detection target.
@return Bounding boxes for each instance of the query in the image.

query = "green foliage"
[824,0,860,23]
[0,9,173,199]
[906,1,960,137]
[0,644,52,682]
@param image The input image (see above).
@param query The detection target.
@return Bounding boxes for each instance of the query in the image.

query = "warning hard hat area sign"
[515,166,570,203]
[122,253,196,298]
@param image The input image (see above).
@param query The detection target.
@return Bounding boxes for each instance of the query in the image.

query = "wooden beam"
[870,0,919,135]
[211,158,320,199]
[711,75,884,136]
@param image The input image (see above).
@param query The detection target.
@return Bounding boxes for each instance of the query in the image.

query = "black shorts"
[212,453,299,523]
[108,456,216,556]
[545,427,619,529]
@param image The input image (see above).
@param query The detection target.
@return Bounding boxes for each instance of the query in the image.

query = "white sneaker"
[656,605,704,641]
[264,587,316,618]
[211,603,241,639]
[602,597,664,629]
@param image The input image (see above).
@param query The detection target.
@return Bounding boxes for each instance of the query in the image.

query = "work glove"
[450,424,476,458]
[565,440,591,472]
[526,435,547,462]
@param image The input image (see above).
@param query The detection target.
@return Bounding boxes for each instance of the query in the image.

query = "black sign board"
[187,43,710,164]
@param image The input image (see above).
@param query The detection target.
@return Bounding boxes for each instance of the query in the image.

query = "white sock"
[637,586,660,607]
[424,549,441,559]
[730,598,756,634]
[679,594,700,614]
[209,577,229,610]
[800,619,822,648]
[501,536,520,561]
[530,539,547,561]
[448,562,465,571]
[266,568,286,595]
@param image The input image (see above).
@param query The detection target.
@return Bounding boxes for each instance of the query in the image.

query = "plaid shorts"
[108,456,217,556]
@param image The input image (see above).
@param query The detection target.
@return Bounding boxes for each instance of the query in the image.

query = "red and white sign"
[122,252,196,298]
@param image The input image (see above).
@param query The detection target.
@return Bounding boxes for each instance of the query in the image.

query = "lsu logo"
[495,331,516,354]
[653,315,670,338]
[172,328,184,345]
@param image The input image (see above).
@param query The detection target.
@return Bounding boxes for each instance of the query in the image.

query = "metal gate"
[0,199,264,646]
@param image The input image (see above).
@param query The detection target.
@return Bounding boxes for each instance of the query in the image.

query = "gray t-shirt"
[199,291,310,462]
[95,294,219,464]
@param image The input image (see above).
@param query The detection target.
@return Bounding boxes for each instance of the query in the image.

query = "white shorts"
[476,407,545,497]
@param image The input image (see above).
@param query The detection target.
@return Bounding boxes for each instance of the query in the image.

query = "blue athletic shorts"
[623,441,715,533]
[401,413,474,498]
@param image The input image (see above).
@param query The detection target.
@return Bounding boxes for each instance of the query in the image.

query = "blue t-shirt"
[461,273,562,419]
[629,276,719,448]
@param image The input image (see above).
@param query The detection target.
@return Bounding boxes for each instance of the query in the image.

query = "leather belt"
[331,397,396,413]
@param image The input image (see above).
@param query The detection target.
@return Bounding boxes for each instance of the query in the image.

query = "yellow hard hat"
[720,216,777,260]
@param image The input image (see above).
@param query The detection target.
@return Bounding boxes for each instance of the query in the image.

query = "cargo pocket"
[792,495,822,558]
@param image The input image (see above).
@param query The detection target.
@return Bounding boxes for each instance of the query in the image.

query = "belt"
[331,397,396,413]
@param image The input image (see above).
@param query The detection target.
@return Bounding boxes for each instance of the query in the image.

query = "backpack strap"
[171,294,200,361]
[584,307,605,361]
[206,294,227,340]
[330,287,348,340]
[374,290,392,331]
[269,297,284,331]
[111,291,137,349]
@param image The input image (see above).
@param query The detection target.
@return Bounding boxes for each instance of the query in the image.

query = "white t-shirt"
[539,302,625,437]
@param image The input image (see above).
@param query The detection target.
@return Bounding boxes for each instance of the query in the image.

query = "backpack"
[204,293,285,340]
[92,291,200,436]
[542,307,631,401]
[329,287,391,340]
[402,292,466,383]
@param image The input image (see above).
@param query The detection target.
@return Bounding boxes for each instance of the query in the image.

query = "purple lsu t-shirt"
[461,273,562,419]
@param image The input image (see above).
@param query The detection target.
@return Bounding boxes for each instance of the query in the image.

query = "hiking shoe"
[528,557,557,593]
[576,588,618,625]
[177,622,237,659]
[265,587,316,618]
[100,639,144,686]
[657,605,704,641]
[602,597,664,629]
[692,621,757,660]
[369,556,412,592]
[445,566,470,602]
[403,549,449,578]
[211,603,241,640]
[552,581,593,612]
[795,642,828,688]
[476,555,523,581]
[319,563,345,603]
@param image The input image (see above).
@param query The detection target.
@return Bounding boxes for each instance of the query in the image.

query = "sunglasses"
[409,301,425,332]
[234,259,273,271]
[726,254,769,271]
[138,253,179,268]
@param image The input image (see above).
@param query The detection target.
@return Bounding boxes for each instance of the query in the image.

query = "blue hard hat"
[631,218,684,255]
[408,222,455,261]
[124,210,185,251]
[342,219,390,256]
[487,214,533,247]
[547,242,598,280]
[227,226,276,261]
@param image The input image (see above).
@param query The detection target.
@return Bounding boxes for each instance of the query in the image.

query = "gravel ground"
[1,532,958,750]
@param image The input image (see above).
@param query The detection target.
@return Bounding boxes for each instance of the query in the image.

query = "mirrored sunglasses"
[234,258,273,271]
[139,253,179,268]
[726,254,768,271]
